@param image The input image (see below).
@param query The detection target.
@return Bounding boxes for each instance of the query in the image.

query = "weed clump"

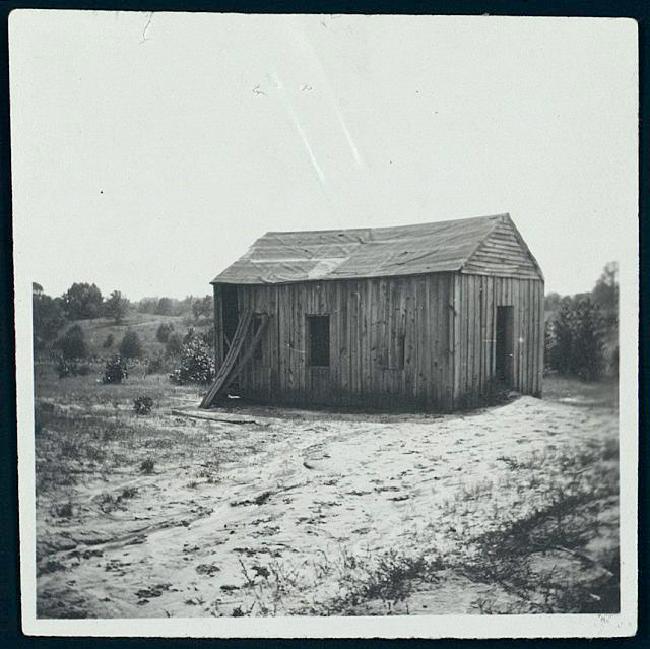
[133,396,153,415]
[140,458,155,474]
[53,502,73,518]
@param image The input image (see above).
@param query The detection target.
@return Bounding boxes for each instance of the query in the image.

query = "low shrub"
[102,355,128,384]
[102,333,115,348]
[133,396,153,415]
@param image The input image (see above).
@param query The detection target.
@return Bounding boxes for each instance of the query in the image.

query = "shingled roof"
[212,212,542,284]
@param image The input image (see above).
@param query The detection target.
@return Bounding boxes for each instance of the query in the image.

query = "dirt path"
[36,393,618,618]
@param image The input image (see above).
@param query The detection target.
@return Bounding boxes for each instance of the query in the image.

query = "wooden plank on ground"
[171,408,257,425]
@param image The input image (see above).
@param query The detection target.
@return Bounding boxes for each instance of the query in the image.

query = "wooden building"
[201,213,544,411]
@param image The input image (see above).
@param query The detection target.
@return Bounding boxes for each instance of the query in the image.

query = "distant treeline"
[543,262,619,381]
[32,281,213,355]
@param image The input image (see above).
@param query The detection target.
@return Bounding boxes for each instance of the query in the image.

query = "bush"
[119,330,143,359]
[57,324,87,360]
[102,355,128,384]
[133,396,153,415]
[103,333,115,348]
[571,298,604,381]
[165,332,183,358]
[170,337,215,385]
[156,322,175,343]
[546,296,605,381]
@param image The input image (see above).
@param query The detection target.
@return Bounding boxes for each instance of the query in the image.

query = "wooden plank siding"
[220,271,543,412]
[233,274,453,410]
[451,273,544,407]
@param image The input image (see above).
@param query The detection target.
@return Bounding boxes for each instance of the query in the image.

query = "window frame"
[306,314,331,368]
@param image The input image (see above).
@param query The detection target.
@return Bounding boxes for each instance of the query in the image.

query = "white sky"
[9,11,638,300]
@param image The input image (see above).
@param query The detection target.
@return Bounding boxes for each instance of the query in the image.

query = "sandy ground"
[34,374,619,618]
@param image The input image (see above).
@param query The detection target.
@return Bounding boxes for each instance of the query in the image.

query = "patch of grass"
[456,448,620,613]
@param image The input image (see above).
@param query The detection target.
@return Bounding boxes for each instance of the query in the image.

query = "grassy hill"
[60,311,211,360]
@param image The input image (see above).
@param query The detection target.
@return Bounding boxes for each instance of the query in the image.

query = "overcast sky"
[10,11,637,300]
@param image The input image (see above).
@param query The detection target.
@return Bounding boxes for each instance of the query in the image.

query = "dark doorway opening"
[221,284,240,391]
[495,306,514,387]
[307,315,330,367]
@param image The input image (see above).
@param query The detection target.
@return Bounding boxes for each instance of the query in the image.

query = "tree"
[104,290,129,323]
[137,298,158,314]
[571,297,605,381]
[61,282,104,320]
[546,296,605,381]
[543,292,562,315]
[543,319,556,371]
[155,297,174,316]
[192,296,213,321]
[119,330,143,359]
[57,324,88,360]
[550,297,574,375]
[592,261,619,330]
[33,293,66,352]
[165,332,183,358]
[156,322,175,343]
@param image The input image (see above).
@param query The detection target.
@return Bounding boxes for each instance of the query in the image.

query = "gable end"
[461,214,543,280]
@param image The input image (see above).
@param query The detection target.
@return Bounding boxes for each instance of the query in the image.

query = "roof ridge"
[263,213,507,237]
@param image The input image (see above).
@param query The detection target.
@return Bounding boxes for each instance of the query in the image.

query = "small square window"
[307,315,330,367]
